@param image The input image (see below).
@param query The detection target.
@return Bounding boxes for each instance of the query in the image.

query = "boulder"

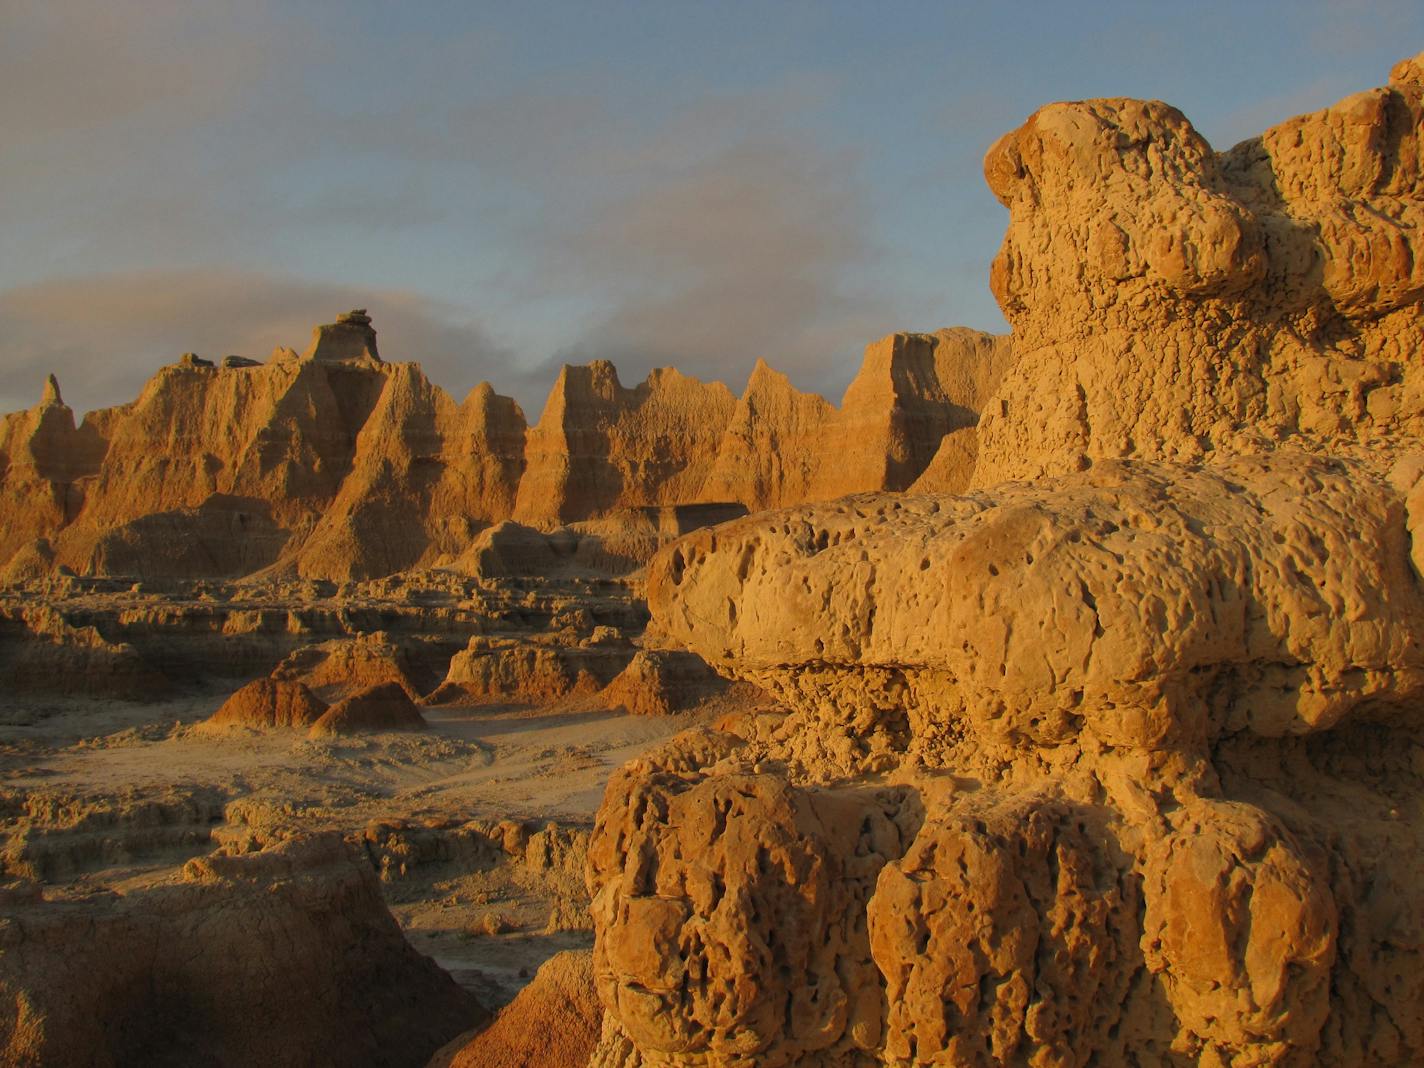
[974,53,1424,485]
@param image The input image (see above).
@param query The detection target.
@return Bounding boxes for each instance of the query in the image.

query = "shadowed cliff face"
[0,313,1008,582]
[0,833,486,1067]
[591,53,1424,1068]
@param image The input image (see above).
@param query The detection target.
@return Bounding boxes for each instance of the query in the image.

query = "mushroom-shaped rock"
[303,308,381,363]
[649,455,1424,751]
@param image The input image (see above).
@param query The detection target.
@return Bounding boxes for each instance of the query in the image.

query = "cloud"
[1301,0,1424,60]
[532,97,907,403]
[0,11,970,417]
[0,270,533,417]
[0,1,290,148]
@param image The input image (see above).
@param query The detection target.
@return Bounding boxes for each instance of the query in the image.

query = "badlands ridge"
[0,309,1007,584]
[3,49,1424,1068]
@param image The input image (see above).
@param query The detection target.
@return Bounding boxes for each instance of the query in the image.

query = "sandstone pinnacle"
[40,374,62,407]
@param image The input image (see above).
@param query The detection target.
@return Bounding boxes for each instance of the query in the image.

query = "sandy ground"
[0,684,717,1007]
[1,691,695,822]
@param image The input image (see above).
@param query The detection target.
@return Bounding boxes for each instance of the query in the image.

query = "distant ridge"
[0,310,1009,581]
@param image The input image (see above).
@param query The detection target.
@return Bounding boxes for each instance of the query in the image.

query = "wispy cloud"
[0,1,286,146]
[526,92,903,401]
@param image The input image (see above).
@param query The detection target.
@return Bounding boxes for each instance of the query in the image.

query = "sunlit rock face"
[0,314,1009,583]
[975,54,1424,486]
[590,53,1424,1067]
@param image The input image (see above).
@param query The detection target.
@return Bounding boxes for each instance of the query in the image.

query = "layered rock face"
[0,316,1007,582]
[513,363,739,527]
[701,329,1012,507]
[810,328,1011,498]
[0,311,529,583]
[510,333,1011,527]
[590,55,1424,1067]
[0,377,101,569]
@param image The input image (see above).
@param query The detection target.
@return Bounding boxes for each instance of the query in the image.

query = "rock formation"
[0,314,1007,583]
[698,359,835,510]
[0,833,485,1066]
[206,677,328,730]
[589,53,1424,1067]
[0,311,530,583]
[974,54,1424,486]
[305,307,382,364]
[307,681,428,737]
[514,363,739,527]
[0,376,100,569]
[699,329,1010,509]
[807,328,1011,499]
[431,949,603,1068]
[600,649,728,716]
[0,603,170,701]
[271,632,429,702]
[7,46,1420,1068]
[431,634,633,706]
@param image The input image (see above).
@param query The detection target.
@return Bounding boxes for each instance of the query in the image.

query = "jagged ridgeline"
[0,307,1009,582]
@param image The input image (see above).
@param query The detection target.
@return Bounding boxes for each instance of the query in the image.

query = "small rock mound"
[601,649,726,716]
[430,949,602,1068]
[429,636,632,706]
[0,539,55,584]
[207,678,328,730]
[271,632,426,702]
[307,681,427,738]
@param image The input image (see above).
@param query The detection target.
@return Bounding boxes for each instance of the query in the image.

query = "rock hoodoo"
[591,53,1424,1067]
[974,54,1424,486]
[305,307,382,364]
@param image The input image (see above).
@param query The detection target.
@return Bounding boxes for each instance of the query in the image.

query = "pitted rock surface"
[594,55,1424,1068]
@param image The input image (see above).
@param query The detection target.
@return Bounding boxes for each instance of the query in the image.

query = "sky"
[3,0,1422,418]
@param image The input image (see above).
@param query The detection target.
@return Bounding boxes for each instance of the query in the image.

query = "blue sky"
[3,1,1421,415]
